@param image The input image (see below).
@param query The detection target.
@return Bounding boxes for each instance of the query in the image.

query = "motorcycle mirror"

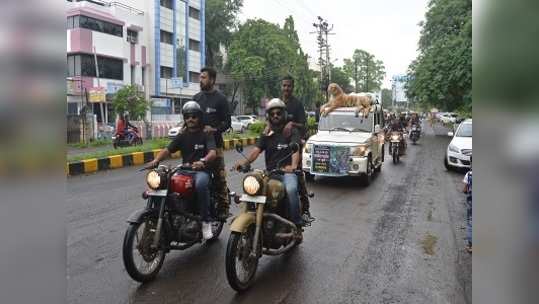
[235,143,244,153]
[289,142,300,153]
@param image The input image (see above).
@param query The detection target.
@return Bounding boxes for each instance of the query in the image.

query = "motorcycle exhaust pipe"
[261,213,299,255]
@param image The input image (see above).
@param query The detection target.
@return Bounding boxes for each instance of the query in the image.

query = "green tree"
[330,65,352,92]
[227,17,317,111]
[343,49,386,92]
[205,0,243,69]
[111,85,149,121]
[406,0,471,112]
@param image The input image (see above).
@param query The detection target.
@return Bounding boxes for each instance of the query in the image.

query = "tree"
[111,85,149,121]
[205,0,243,69]
[405,0,471,112]
[227,17,318,111]
[343,49,385,92]
[330,66,352,92]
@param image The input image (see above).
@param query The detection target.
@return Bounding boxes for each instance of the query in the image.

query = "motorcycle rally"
[121,72,422,292]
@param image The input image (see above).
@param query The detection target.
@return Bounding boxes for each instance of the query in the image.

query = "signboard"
[312,145,349,175]
[88,87,106,103]
[170,77,183,88]
[66,79,82,95]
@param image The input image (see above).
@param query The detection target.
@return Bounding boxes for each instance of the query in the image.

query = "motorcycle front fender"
[229,212,256,233]
[126,208,158,224]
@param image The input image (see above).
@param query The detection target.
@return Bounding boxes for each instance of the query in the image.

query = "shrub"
[248,121,266,134]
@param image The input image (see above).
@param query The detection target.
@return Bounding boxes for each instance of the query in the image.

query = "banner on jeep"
[312,145,349,175]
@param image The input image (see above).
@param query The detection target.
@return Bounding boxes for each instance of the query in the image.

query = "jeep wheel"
[359,156,373,186]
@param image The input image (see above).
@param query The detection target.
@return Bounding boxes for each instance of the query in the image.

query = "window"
[189,7,200,20]
[189,39,200,52]
[160,66,173,79]
[67,54,123,80]
[76,15,123,37]
[141,67,145,86]
[189,71,200,82]
[160,0,173,9]
[160,30,173,44]
[131,66,135,85]
[127,29,138,43]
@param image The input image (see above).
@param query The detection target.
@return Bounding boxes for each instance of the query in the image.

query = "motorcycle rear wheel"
[226,226,259,292]
[122,218,166,283]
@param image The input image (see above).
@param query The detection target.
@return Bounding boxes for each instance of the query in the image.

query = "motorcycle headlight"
[391,134,400,141]
[243,175,261,195]
[146,170,162,189]
[448,144,460,153]
[350,145,367,156]
[304,143,313,154]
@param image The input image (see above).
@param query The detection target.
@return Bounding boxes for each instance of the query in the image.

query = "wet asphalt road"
[67,123,471,304]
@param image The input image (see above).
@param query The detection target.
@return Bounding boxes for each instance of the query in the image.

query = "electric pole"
[311,16,334,102]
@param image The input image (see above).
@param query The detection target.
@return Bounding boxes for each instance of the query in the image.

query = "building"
[66,0,206,124]
[66,0,149,124]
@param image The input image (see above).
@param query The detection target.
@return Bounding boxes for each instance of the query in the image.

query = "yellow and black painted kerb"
[67,136,260,176]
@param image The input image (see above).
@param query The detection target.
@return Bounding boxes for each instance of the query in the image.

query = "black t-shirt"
[167,130,216,165]
[193,90,231,148]
[256,128,300,171]
[284,95,306,137]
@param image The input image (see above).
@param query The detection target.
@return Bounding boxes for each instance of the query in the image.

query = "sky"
[238,0,429,89]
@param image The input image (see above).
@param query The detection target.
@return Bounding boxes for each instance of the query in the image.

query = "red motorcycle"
[112,126,142,148]
[122,164,231,282]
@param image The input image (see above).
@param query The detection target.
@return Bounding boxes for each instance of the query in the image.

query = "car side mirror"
[374,125,381,133]
[448,131,454,137]
[235,143,243,153]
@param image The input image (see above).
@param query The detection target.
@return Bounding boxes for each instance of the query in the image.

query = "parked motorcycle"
[225,143,311,292]
[112,126,143,149]
[409,124,421,145]
[122,164,231,283]
[388,131,405,164]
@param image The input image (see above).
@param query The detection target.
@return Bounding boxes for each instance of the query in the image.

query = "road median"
[67,137,258,176]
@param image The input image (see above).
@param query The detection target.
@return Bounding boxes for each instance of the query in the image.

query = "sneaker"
[202,222,214,240]
[302,210,315,223]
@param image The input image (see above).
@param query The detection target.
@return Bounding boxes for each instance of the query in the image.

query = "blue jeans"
[466,198,472,246]
[194,171,211,222]
[283,173,303,226]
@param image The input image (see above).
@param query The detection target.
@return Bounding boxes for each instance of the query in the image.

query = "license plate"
[239,194,266,204]
[146,189,167,197]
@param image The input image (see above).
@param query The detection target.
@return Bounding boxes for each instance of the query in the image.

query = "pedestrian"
[192,67,232,220]
[462,156,472,253]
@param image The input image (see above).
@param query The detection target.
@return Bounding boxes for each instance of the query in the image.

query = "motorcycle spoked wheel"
[122,217,166,283]
[226,224,259,292]
[392,146,399,164]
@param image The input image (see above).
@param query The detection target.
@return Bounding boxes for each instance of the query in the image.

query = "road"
[67,123,471,304]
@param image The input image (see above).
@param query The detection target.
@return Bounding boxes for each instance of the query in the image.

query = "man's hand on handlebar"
[144,160,159,170]
[233,160,248,172]
[191,161,205,171]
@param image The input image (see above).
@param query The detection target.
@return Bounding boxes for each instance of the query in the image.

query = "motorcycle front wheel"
[225,225,259,292]
[122,217,166,283]
[392,147,398,164]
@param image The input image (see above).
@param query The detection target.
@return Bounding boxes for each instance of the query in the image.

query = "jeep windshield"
[318,112,373,132]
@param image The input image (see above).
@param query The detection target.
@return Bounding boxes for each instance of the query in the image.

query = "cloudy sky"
[239,0,429,88]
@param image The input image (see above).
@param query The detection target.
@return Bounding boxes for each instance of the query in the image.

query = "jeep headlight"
[243,176,261,195]
[350,145,367,156]
[146,170,162,189]
[304,143,313,154]
[448,144,460,153]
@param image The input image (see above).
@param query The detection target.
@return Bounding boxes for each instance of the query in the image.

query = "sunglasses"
[184,114,198,120]
[269,110,283,117]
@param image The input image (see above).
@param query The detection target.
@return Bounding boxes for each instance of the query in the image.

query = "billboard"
[392,75,409,104]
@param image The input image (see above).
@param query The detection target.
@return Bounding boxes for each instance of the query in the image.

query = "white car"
[440,113,459,124]
[303,105,385,186]
[168,123,183,140]
[445,119,472,170]
[230,116,247,133]
[235,115,257,127]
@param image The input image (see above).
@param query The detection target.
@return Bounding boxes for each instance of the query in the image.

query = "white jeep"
[302,105,385,186]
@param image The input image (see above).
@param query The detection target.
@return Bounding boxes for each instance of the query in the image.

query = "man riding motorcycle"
[233,98,304,230]
[145,101,217,240]
[388,118,407,154]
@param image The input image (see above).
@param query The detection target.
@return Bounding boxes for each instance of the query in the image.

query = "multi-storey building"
[66,0,206,123]
[66,0,148,124]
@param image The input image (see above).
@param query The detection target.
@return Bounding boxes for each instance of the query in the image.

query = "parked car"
[445,119,472,170]
[440,112,459,124]
[168,123,183,140]
[230,116,247,133]
[235,115,257,127]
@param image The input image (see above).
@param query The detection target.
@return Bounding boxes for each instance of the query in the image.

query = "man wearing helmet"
[145,102,218,240]
[193,67,232,220]
[233,98,304,229]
